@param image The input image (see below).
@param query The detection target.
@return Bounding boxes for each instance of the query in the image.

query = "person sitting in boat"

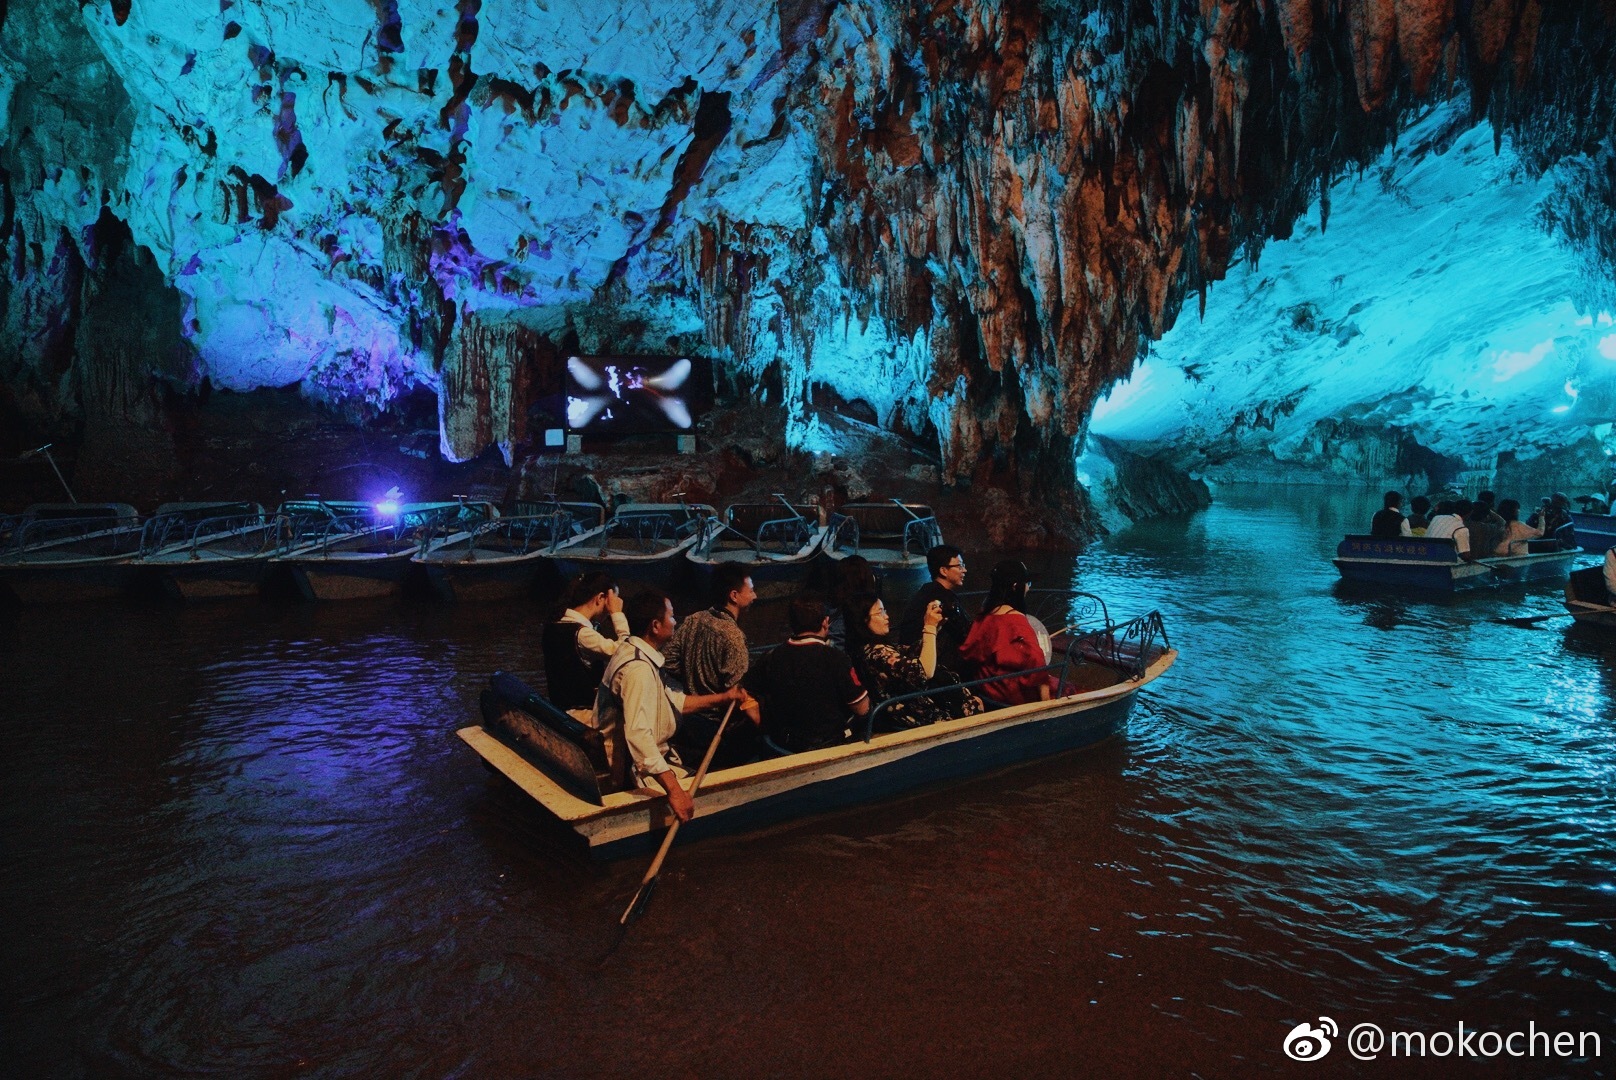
[1526,493,1575,548]
[664,562,763,769]
[897,544,972,673]
[744,593,870,755]
[1493,499,1542,556]
[595,589,749,818]
[1576,492,1611,515]
[1424,501,1474,560]
[1605,546,1616,602]
[845,592,985,730]
[1370,491,1411,538]
[959,559,1060,707]
[1406,495,1432,535]
[827,554,879,649]
[543,571,629,722]
[1465,498,1505,559]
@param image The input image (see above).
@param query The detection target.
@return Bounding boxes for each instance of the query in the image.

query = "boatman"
[594,589,747,820]
[1370,491,1412,537]
[542,572,629,722]
[898,545,972,672]
[664,562,762,768]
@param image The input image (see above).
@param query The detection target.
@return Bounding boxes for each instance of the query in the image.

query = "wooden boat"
[686,498,830,599]
[129,502,281,600]
[1564,566,1616,629]
[0,503,144,602]
[415,501,607,602]
[1570,511,1616,554]
[458,611,1175,858]
[1333,534,1578,590]
[275,500,493,601]
[822,500,943,583]
[549,500,711,585]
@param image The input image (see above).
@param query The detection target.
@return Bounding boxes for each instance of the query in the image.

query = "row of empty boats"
[0,495,946,605]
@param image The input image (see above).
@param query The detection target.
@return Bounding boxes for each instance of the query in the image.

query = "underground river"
[3,484,1613,1076]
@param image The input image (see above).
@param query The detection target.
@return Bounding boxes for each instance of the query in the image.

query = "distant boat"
[1569,511,1616,554]
[129,502,281,600]
[0,503,144,602]
[415,501,608,602]
[821,500,943,582]
[686,497,829,599]
[275,500,495,601]
[1333,534,1578,590]
[549,500,712,585]
[458,610,1176,858]
[1564,565,1616,629]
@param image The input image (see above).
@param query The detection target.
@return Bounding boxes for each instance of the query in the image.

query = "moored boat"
[276,500,494,601]
[686,497,829,599]
[1569,511,1616,554]
[1564,565,1616,629]
[458,611,1174,858]
[821,500,943,583]
[0,503,144,603]
[1332,534,1578,590]
[415,501,607,602]
[549,500,711,585]
[129,502,281,600]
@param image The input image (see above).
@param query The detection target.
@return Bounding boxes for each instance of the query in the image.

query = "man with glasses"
[898,544,972,672]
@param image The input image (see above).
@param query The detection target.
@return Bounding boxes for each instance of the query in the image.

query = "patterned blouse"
[858,641,985,730]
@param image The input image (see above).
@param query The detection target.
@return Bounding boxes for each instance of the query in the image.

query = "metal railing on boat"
[859,609,1170,742]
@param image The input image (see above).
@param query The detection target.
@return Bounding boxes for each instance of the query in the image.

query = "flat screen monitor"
[564,355,710,434]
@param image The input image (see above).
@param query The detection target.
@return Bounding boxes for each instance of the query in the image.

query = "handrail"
[694,514,760,558]
[860,609,1169,741]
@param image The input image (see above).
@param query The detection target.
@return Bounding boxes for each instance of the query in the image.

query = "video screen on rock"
[564,355,710,434]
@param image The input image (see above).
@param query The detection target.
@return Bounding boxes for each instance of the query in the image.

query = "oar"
[620,699,737,926]
[1497,602,1616,628]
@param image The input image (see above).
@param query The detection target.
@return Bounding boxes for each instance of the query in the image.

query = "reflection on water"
[3,485,1614,1077]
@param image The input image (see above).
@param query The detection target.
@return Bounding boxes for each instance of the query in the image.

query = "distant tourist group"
[1369,483,1616,559]
[1370,483,1616,602]
[542,547,1061,819]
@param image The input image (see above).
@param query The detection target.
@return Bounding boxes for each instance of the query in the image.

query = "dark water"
[4,485,1614,1078]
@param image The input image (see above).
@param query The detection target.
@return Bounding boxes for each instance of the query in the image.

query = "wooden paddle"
[1498,602,1616,628]
[620,699,737,926]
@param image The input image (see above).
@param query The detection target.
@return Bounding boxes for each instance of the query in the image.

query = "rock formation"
[2,0,1613,519]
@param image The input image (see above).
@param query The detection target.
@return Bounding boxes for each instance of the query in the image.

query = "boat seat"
[1567,566,1609,604]
[481,672,614,803]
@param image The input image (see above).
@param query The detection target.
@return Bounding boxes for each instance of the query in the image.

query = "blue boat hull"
[588,690,1137,858]
[1570,512,1616,554]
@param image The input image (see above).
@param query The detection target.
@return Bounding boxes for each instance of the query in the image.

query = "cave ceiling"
[2,0,1613,500]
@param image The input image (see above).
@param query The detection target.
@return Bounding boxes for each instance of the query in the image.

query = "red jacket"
[960,611,1057,705]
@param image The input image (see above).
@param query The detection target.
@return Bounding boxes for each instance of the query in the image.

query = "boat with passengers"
[685,496,830,599]
[1563,565,1616,630]
[821,500,944,584]
[457,593,1173,858]
[1569,510,1616,554]
[1332,534,1580,590]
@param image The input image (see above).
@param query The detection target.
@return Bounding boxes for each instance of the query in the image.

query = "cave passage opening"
[1087,101,1616,501]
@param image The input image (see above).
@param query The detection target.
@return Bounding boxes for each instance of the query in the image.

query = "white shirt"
[560,607,629,658]
[1498,520,1542,556]
[1425,514,1469,554]
[596,637,687,783]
